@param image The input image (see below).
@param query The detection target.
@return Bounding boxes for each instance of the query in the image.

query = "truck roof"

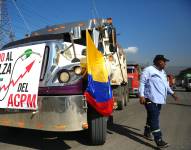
[2,34,65,49]
[31,18,109,36]
[2,18,112,50]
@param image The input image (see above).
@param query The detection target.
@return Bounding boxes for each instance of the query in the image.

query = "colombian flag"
[84,30,113,116]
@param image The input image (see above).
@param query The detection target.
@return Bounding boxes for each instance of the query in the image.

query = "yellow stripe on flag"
[86,30,108,83]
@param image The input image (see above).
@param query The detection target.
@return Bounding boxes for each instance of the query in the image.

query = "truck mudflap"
[112,85,129,110]
[0,95,88,131]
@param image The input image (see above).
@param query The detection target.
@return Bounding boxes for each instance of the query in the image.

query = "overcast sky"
[7,0,191,67]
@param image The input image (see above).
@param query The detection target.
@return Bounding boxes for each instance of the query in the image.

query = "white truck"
[0,18,128,145]
[31,18,129,110]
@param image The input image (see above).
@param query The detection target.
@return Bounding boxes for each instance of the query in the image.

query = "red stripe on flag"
[84,91,113,116]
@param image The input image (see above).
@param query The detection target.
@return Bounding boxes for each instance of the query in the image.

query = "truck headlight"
[74,66,82,75]
[58,71,70,83]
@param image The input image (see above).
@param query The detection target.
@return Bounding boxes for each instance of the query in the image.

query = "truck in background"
[183,73,191,91]
[110,43,129,110]
[127,64,141,97]
[0,18,128,145]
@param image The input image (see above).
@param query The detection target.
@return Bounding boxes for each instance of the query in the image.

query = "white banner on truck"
[0,43,45,110]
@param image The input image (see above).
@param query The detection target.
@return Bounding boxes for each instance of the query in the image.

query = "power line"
[19,8,49,26]
[92,0,100,19]
[10,0,54,38]
[11,0,31,33]
[18,0,51,24]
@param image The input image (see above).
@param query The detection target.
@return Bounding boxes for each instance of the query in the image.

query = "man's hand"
[172,93,179,101]
[139,96,146,104]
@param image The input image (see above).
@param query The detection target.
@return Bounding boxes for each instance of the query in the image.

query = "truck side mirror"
[69,26,81,62]
[70,26,81,40]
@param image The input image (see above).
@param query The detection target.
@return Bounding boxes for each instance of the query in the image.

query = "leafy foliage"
[176,68,191,79]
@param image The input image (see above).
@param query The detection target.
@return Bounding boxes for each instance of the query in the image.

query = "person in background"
[139,55,179,148]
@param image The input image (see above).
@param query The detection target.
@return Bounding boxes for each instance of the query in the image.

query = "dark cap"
[153,55,169,63]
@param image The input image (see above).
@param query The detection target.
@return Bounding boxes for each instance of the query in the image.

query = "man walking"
[139,55,178,148]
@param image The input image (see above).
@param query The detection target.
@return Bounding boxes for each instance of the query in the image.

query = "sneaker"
[155,139,169,148]
[144,132,154,141]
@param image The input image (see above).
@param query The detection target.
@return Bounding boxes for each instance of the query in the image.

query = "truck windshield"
[127,68,134,73]
[2,30,86,50]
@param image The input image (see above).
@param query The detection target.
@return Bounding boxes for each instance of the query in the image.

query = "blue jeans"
[144,99,162,141]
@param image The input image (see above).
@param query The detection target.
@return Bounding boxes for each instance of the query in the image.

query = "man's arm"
[167,82,179,101]
[172,93,179,101]
[139,68,149,104]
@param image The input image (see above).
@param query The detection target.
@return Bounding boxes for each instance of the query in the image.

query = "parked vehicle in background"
[127,64,141,97]
[110,43,129,110]
[183,73,191,91]
[167,74,176,89]
[175,78,183,87]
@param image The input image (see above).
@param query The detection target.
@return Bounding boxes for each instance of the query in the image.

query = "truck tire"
[124,85,129,106]
[117,86,125,110]
[88,106,107,145]
[135,93,139,98]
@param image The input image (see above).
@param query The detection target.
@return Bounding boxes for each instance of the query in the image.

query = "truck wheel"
[186,87,189,91]
[124,85,129,106]
[117,87,125,110]
[117,99,124,110]
[88,106,107,145]
[135,93,139,98]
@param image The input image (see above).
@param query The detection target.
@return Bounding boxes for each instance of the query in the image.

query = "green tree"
[176,68,191,79]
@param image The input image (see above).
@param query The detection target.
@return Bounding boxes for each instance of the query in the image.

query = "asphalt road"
[0,87,191,150]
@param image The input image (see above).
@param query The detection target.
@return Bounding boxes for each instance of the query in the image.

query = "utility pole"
[0,0,14,49]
